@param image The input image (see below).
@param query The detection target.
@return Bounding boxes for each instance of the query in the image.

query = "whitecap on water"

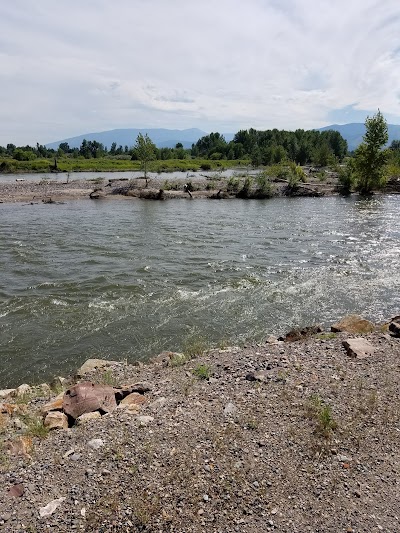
[88,300,115,310]
[52,299,68,306]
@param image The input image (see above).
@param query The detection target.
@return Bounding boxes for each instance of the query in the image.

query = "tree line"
[0,128,349,165]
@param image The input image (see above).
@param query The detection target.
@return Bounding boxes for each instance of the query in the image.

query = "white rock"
[88,438,104,450]
[78,358,120,376]
[76,412,101,425]
[224,402,237,416]
[39,497,66,518]
[137,415,154,426]
[342,338,375,359]
[0,389,15,399]
[12,384,31,397]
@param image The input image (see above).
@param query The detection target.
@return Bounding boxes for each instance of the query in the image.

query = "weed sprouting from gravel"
[306,395,338,438]
[183,332,209,359]
[21,414,49,439]
[192,364,211,380]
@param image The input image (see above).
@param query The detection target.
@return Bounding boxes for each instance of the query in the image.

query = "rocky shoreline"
[0,173,340,204]
[0,314,399,532]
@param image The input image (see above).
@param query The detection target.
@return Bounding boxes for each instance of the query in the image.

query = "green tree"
[354,110,389,194]
[134,133,156,186]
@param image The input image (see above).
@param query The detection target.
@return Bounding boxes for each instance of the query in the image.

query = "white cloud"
[0,0,399,144]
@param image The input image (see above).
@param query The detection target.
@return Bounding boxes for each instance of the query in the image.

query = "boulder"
[389,321,400,337]
[44,411,69,430]
[120,392,147,406]
[41,391,65,415]
[342,338,375,359]
[280,325,322,342]
[78,358,120,376]
[331,315,375,334]
[63,381,117,420]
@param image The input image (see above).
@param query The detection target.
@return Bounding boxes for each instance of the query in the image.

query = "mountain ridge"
[46,124,400,152]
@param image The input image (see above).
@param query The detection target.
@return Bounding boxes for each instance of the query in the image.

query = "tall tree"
[134,133,156,187]
[354,110,389,194]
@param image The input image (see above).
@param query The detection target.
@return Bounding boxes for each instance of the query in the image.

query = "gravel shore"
[0,322,399,532]
[0,175,335,203]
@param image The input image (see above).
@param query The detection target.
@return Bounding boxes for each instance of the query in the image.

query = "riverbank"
[1,315,399,532]
[0,172,338,204]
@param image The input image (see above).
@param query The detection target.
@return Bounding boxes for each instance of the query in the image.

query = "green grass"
[21,414,49,439]
[192,364,211,380]
[0,157,251,174]
[182,333,209,360]
[306,395,338,438]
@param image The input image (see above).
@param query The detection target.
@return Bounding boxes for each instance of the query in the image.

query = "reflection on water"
[0,195,399,387]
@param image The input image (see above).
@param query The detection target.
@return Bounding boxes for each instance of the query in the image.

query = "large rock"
[44,411,69,430]
[389,321,400,337]
[120,392,147,406]
[41,391,65,415]
[331,315,375,334]
[78,358,120,376]
[342,338,375,359]
[279,325,322,342]
[63,381,117,420]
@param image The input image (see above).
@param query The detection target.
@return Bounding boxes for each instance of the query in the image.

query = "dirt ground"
[0,323,399,532]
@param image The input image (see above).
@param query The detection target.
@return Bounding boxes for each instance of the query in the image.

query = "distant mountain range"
[318,123,400,151]
[46,124,400,152]
[46,128,212,150]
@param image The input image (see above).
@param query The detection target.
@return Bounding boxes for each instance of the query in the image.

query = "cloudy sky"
[1,0,400,145]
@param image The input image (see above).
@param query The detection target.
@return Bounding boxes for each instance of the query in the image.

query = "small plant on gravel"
[22,414,49,439]
[192,363,211,380]
[183,332,209,359]
[244,419,258,430]
[98,369,119,387]
[306,395,337,438]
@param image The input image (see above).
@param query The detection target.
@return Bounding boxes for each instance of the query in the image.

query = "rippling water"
[1,196,399,387]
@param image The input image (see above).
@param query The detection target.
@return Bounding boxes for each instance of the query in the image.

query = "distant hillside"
[318,123,400,151]
[46,128,209,150]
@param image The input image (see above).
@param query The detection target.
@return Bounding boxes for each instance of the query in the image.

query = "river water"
[1,195,399,388]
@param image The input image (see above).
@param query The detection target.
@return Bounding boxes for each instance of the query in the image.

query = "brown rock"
[120,392,147,406]
[41,391,65,415]
[114,382,152,402]
[280,325,322,342]
[44,411,69,430]
[331,315,375,334]
[6,436,32,458]
[63,381,117,420]
[8,483,24,498]
[342,338,375,359]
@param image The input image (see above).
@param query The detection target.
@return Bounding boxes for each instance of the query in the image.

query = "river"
[0,195,399,388]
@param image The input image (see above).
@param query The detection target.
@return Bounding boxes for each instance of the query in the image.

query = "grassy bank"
[0,157,250,174]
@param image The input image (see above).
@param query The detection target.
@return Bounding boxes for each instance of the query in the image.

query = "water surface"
[0,196,399,387]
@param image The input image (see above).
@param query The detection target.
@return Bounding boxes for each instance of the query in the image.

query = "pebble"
[87,438,104,450]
